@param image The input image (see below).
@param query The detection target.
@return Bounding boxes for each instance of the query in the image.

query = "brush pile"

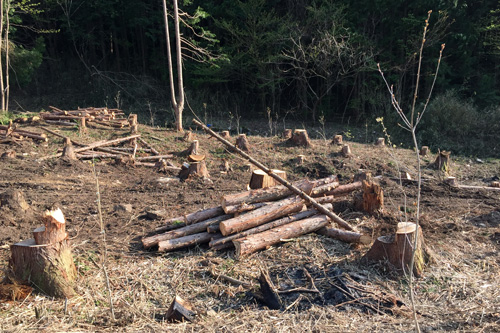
[143,175,373,258]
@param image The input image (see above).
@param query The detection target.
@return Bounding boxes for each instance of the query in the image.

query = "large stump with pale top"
[248,169,287,189]
[9,208,77,298]
[364,222,430,277]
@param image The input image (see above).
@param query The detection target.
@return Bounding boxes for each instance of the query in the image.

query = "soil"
[0,122,499,332]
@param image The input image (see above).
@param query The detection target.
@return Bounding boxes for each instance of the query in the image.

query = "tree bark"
[9,208,77,298]
[282,129,292,139]
[166,295,196,322]
[219,196,305,236]
[233,215,329,258]
[361,180,384,214]
[432,150,451,173]
[158,232,221,252]
[210,204,332,250]
[288,129,311,147]
[221,176,336,213]
[332,134,343,145]
[341,144,352,157]
[178,160,209,179]
[375,138,385,146]
[419,146,429,156]
[143,214,232,249]
[316,226,371,244]
[249,169,287,189]
[235,134,251,152]
[364,222,430,277]
[154,206,225,233]
[62,138,77,160]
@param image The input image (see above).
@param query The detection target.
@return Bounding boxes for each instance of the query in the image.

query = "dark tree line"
[6,0,500,133]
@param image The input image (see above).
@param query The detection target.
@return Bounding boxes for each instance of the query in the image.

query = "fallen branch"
[193,119,354,231]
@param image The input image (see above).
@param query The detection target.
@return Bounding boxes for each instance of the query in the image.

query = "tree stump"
[419,146,429,156]
[432,150,451,173]
[294,155,306,165]
[166,295,196,322]
[332,134,343,145]
[235,134,251,152]
[9,208,77,298]
[220,131,231,140]
[444,176,458,187]
[249,169,287,189]
[355,180,383,214]
[182,140,199,156]
[364,222,430,277]
[288,129,311,147]
[79,117,87,134]
[353,171,372,182]
[1,150,16,159]
[219,159,232,173]
[62,138,77,160]
[128,114,138,134]
[341,144,352,157]
[179,159,209,180]
[183,130,195,142]
[375,138,385,146]
[282,129,292,140]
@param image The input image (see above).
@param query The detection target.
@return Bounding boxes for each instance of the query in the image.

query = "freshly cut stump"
[288,129,311,147]
[375,138,385,146]
[341,144,352,157]
[166,295,196,322]
[179,160,209,179]
[332,134,343,145]
[282,129,292,140]
[62,137,77,160]
[249,169,287,189]
[235,134,251,152]
[361,180,383,214]
[364,222,430,277]
[182,141,199,156]
[432,150,451,173]
[9,208,77,298]
[420,146,429,156]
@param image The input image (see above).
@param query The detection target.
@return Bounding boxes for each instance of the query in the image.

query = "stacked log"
[39,132,174,170]
[40,106,128,130]
[142,175,373,257]
[0,124,48,142]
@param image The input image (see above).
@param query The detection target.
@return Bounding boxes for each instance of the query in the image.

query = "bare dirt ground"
[0,122,499,332]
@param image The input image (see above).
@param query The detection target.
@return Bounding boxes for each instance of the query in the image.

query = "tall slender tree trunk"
[4,0,9,113]
[162,0,184,132]
[0,0,5,112]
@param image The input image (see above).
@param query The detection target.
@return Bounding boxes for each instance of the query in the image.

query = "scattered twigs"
[208,265,252,288]
[278,268,319,294]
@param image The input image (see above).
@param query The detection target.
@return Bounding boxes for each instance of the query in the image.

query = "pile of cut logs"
[40,106,128,130]
[0,121,48,142]
[143,175,373,258]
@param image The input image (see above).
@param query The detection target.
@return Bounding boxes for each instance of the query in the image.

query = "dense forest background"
[3,0,500,156]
